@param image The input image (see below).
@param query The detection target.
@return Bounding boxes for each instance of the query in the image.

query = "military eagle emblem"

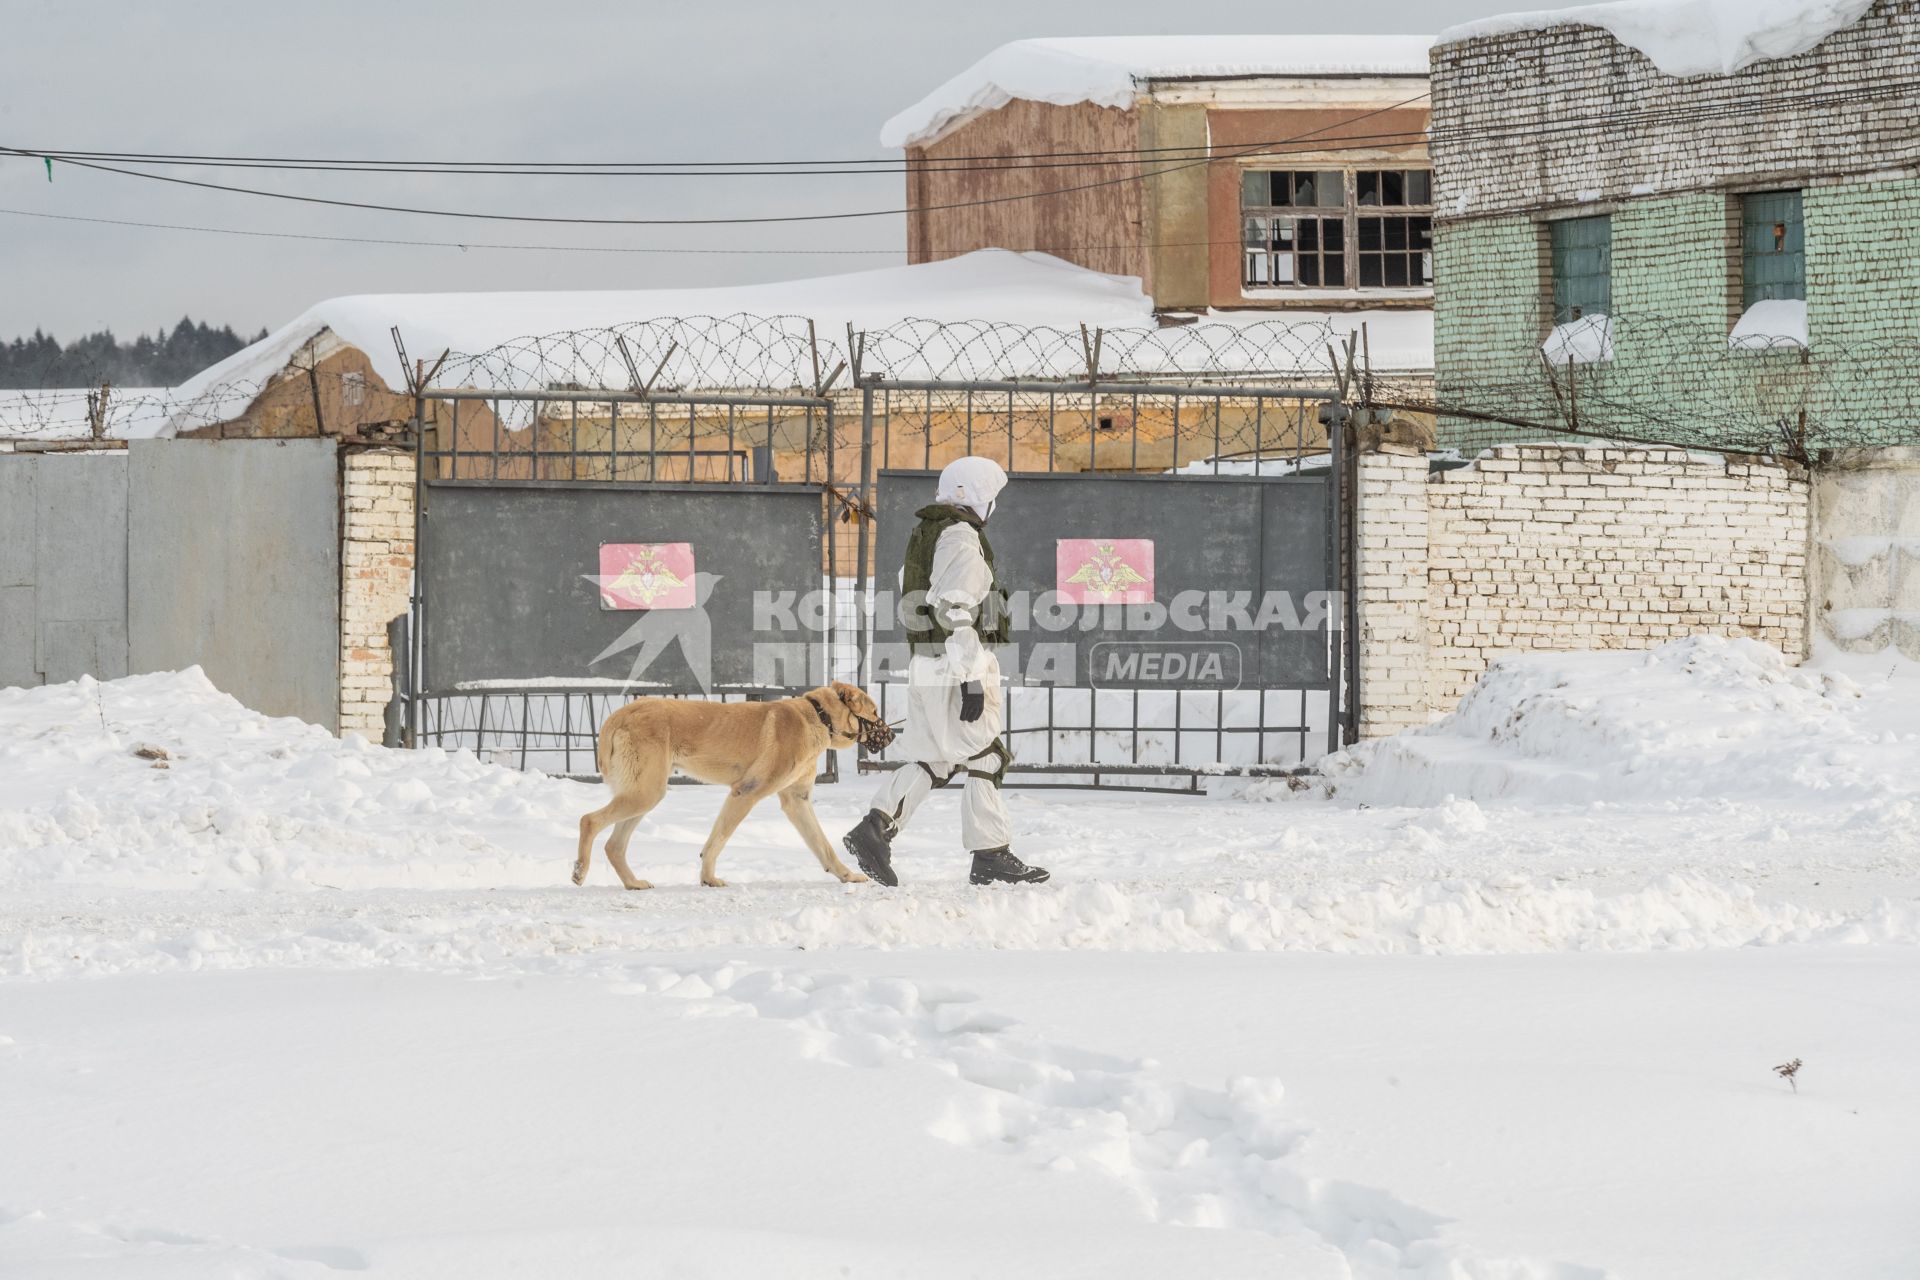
[1064,542,1150,601]
[603,545,687,608]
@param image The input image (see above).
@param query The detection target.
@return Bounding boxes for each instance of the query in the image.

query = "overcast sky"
[2,0,1585,341]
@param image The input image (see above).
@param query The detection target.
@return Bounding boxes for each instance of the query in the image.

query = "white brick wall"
[1356,444,1810,732]
[1355,446,1434,737]
[339,449,414,740]
[1429,0,1920,219]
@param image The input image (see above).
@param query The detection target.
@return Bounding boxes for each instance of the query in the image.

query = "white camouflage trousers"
[869,740,1012,852]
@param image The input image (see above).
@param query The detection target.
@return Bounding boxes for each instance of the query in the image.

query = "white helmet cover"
[935,456,1008,520]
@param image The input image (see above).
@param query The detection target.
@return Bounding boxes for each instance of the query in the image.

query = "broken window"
[1549,215,1612,323]
[1242,168,1432,290]
[1741,190,1804,307]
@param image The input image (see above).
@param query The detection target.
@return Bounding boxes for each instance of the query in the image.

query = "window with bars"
[1741,190,1805,307]
[1549,215,1612,322]
[1241,168,1432,290]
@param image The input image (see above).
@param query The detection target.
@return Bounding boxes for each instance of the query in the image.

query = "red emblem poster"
[598,543,696,610]
[1056,538,1154,604]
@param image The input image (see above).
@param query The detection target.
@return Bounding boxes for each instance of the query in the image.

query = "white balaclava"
[936,456,1008,521]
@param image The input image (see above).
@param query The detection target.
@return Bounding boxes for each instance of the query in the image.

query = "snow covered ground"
[4,636,1918,1277]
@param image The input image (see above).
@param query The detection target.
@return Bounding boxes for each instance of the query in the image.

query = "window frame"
[1739,189,1805,310]
[1547,214,1613,325]
[1240,166,1434,293]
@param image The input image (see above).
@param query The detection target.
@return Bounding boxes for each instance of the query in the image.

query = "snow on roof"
[1436,0,1876,77]
[163,250,1436,430]
[170,251,1153,411]
[880,36,1434,149]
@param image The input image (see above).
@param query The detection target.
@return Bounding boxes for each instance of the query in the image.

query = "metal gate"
[408,387,855,778]
[853,377,1353,790]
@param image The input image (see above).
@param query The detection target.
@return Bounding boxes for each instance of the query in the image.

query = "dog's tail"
[597,720,618,780]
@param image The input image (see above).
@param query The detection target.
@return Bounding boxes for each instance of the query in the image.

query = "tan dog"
[573,682,894,890]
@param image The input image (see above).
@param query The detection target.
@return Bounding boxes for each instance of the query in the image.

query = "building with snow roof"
[1428,0,1920,453]
[885,36,1437,327]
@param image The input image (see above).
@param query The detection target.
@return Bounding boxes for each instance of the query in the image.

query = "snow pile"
[1326,635,1919,810]
[881,35,1433,149]
[1438,0,1875,77]
[1729,298,1809,350]
[1540,313,1613,364]
[0,669,588,890]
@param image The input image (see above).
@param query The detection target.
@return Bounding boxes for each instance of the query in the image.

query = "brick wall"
[339,449,414,740]
[1434,174,1920,453]
[1356,444,1810,730]
[1428,0,1920,455]
[1354,446,1434,736]
[1429,0,1920,218]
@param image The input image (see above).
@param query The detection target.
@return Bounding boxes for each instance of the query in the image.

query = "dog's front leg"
[777,785,868,883]
[699,784,762,887]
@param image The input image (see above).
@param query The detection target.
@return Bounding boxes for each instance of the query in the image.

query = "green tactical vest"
[902,503,1011,655]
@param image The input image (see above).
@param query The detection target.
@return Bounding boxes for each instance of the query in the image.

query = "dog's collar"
[803,694,839,736]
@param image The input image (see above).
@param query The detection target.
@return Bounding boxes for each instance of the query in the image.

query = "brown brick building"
[885,36,1435,319]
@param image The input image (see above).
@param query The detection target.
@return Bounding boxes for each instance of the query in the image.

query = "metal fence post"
[408,389,425,750]
[855,381,875,688]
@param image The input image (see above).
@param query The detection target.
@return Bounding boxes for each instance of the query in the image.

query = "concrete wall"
[0,452,129,687]
[128,439,339,728]
[1812,447,1920,660]
[0,440,341,730]
[1356,443,1811,732]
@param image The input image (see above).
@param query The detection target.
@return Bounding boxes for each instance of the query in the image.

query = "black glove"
[958,680,985,723]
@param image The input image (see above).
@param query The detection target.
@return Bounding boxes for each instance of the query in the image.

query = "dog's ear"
[829,680,858,704]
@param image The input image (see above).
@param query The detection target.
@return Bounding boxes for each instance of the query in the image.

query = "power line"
[7,74,1912,178]
[1,78,1910,232]
[0,204,1266,257]
[0,94,1430,227]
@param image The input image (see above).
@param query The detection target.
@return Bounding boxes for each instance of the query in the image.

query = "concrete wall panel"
[128,439,340,729]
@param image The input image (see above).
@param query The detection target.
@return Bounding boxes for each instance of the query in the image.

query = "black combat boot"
[968,846,1050,885]
[842,810,899,886]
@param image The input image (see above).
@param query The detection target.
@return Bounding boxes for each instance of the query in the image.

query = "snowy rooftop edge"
[880,35,1434,149]
[1435,0,1877,77]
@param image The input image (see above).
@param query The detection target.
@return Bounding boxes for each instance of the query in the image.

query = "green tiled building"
[1427,0,1920,454]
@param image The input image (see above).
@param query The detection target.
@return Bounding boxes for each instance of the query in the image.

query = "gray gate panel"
[874,470,1333,690]
[129,439,341,730]
[421,483,821,692]
[32,453,129,684]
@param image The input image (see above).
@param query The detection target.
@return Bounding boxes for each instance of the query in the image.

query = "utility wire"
[1,78,1910,230]
[0,202,1342,259]
[6,76,1913,177]
[5,94,1431,226]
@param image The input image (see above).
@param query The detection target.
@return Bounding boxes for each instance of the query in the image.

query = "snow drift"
[0,668,590,890]
[1325,635,1919,812]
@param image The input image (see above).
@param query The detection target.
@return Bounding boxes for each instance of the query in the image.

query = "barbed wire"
[1367,307,1920,459]
[7,309,1918,460]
